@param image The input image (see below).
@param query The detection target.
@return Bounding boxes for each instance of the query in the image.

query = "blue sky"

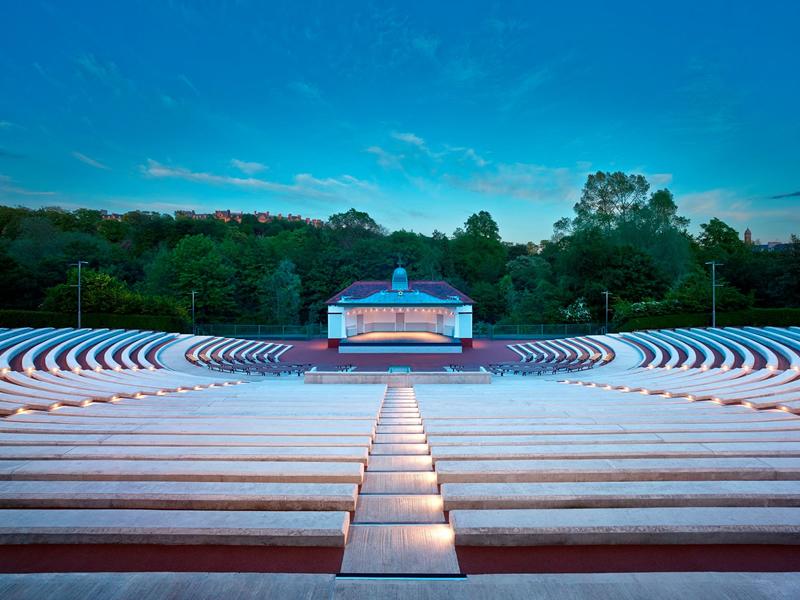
[1,1,798,243]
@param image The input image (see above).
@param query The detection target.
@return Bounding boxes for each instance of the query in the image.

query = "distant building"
[744,228,791,252]
[174,209,323,227]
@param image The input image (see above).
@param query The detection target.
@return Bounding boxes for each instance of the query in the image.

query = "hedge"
[0,310,188,333]
[617,308,800,332]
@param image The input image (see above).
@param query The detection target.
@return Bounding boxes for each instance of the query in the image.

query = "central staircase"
[340,386,460,575]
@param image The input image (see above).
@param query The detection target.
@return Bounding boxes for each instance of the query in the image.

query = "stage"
[338,331,463,353]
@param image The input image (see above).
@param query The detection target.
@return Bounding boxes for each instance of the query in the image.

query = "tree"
[169,235,236,320]
[573,171,650,229]
[463,210,501,241]
[259,259,302,324]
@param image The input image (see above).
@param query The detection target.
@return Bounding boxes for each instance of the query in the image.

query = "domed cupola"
[391,264,409,291]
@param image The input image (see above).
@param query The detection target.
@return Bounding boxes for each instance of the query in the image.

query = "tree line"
[0,171,797,327]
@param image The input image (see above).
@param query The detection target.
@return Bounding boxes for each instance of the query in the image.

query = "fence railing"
[474,323,605,339]
[195,323,325,339]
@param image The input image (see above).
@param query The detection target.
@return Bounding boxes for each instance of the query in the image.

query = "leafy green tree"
[259,259,302,324]
[169,235,236,320]
[573,171,650,229]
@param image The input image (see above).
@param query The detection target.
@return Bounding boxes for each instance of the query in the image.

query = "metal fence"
[474,323,605,339]
[195,322,604,340]
[195,323,325,339]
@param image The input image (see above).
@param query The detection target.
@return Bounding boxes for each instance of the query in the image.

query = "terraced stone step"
[0,445,370,463]
[0,459,364,483]
[378,418,422,425]
[441,480,800,509]
[435,457,800,483]
[450,507,800,546]
[354,495,445,523]
[373,434,426,444]
[0,508,350,546]
[0,480,358,510]
[360,472,439,494]
[340,524,459,574]
[375,425,424,434]
[429,442,800,461]
[367,456,433,472]
[370,443,430,456]
[426,431,800,445]
[0,433,375,448]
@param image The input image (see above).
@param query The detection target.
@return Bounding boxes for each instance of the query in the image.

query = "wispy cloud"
[178,74,199,96]
[768,190,800,200]
[0,120,14,129]
[141,159,374,200]
[287,80,322,101]
[447,163,579,203]
[680,188,800,224]
[366,146,404,169]
[72,151,110,170]
[161,94,177,108]
[0,174,56,196]
[231,158,268,175]
[75,53,133,95]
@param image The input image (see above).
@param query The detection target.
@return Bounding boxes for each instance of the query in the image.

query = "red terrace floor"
[274,339,522,371]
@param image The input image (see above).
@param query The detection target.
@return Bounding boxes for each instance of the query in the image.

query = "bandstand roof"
[326,280,474,306]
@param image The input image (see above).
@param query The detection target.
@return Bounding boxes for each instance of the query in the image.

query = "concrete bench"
[441,480,800,509]
[0,480,358,510]
[0,459,364,483]
[434,457,800,483]
[449,507,800,546]
[0,508,350,546]
[0,445,370,463]
[429,442,800,461]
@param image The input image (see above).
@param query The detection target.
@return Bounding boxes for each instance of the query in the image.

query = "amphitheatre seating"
[186,336,295,375]
[500,336,614,375]
[0,327,384,561]
[561,327,800,410]
[415,374,800,551]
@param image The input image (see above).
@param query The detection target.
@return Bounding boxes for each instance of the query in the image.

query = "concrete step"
[376,425,424,434]
[368,456,433,472]
[373,434,426,444]
[429,442,800,462]
[0,508,350,546]
[0,459,364,483]
[435,457,800,483]
[0,433,375,448]
[354,495,445,523]
[370,444,430,456]
[441,480,800,509]
[378,418,422,425]
[0,480,359,510]
[340,524,459,573]
[0,445,370,463]
[450,507,800,546]
[361,472,439,494]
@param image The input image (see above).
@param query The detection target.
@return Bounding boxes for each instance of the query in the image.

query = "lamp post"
[601,291,611,334]
[70,261,88,328]
[705,261,724,328]
[190,290,198,335]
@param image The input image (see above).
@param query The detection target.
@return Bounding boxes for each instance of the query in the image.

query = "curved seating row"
[562,327,800,414]
[0,328,245,417]
[496,336,615,375]
[184,336,300,375]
